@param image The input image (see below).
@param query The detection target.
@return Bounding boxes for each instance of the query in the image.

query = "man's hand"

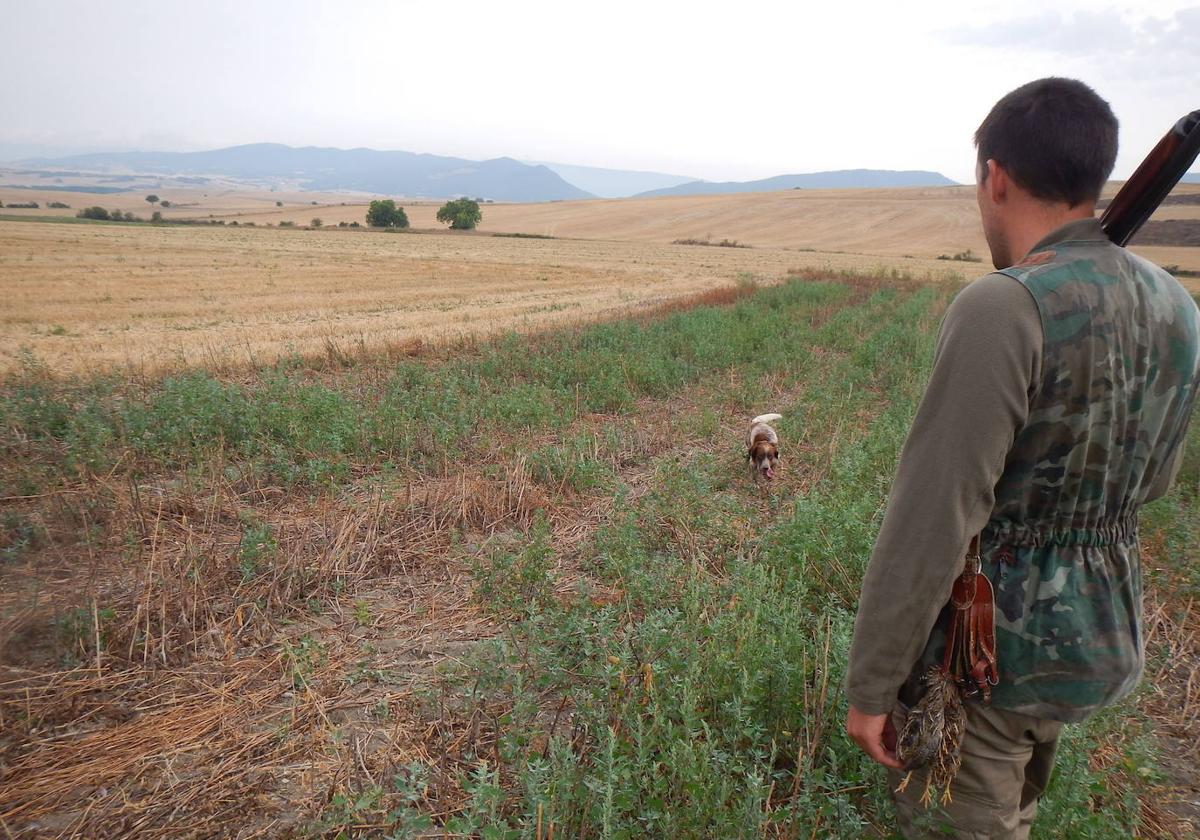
[846,705,903,769]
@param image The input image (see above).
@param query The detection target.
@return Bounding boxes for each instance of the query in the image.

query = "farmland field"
[0,219,973,374]
[1,266,1196,837]
[4,178,1198,260]
[4,181,1199,374]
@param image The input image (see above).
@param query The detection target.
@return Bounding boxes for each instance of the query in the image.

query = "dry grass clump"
[5,459,546,671]
[0,655,320,836]
[0,453,555,835]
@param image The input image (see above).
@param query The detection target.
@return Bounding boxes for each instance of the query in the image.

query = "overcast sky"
[2,0,1197,184]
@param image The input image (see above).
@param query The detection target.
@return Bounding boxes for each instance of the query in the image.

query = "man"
[845,77,1200,838]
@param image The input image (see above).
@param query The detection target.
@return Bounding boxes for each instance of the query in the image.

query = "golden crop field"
[3,182,1197,374]
[0,219,974,374]
[6,180,1197,260]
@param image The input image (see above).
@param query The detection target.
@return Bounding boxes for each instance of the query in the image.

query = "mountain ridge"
[17,145,974,200]
[19,143,595,202]
[636,168,959,197]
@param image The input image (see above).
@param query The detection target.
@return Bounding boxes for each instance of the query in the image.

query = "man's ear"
[985,159,1008,204]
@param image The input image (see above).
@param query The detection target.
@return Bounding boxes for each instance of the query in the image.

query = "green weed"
[469,517,555,618]
[280,633,325,690]
[238,518,276,582]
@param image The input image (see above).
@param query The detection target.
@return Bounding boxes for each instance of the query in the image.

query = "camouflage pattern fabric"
[905,226,1200,723]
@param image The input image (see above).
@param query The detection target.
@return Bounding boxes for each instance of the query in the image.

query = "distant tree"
[145,194,159,206]
[436,198,482,230]
[77,206,111,220]
[151,210,163,223]
[159,200,171,208]
[311,217,323,228]
[48,201,70,209]
[276,200,283,207]
[365,199,409,229]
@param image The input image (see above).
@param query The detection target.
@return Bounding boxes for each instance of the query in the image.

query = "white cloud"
[943,6,1200,74]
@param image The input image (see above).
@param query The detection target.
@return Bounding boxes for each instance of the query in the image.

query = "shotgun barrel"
[1100,109,1200,247]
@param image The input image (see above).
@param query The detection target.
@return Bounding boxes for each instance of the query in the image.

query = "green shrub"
[436,198,482,230]
[365,199,409,229]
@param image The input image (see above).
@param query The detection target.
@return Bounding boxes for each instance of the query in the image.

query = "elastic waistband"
[984,514,1139,548]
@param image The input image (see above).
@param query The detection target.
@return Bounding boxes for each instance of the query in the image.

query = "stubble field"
[4,183,1199,376]
[4,183,1197,376]
[0,218,972,374]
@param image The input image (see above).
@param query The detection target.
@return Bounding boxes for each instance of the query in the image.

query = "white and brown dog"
[747,413,782,481]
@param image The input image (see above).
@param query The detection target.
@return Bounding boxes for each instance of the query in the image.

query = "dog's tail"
[752,413,782,424]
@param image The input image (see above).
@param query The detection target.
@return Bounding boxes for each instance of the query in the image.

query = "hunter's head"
[974,77,1118,268]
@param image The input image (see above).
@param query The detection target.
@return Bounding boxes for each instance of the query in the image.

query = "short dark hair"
[975,77,1118,207]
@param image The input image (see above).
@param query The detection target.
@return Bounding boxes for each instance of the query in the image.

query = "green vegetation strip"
[403,283,1175,838]
[2,279,855,494]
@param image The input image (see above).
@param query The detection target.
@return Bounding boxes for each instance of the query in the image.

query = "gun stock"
[1100,109,1200,247]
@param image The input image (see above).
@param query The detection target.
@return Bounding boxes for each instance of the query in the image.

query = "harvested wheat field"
[5,179,1196,283]
[0,218,976,374]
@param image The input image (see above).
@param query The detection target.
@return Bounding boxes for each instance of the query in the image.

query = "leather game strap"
[941,535,1000,701]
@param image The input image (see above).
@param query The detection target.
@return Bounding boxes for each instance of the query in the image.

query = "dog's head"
[748,441,779,480]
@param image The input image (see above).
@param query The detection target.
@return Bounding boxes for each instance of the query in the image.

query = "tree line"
[366,198,482,230]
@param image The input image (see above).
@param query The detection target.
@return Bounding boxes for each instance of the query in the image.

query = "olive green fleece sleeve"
[845,273,1042,716]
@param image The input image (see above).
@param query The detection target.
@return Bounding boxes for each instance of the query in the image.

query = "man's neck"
[1006,202,1096,264]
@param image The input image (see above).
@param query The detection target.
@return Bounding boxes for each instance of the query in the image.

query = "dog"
[747,413,782,481]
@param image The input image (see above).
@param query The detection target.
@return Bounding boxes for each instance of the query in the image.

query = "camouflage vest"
[909,219,1200,723]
